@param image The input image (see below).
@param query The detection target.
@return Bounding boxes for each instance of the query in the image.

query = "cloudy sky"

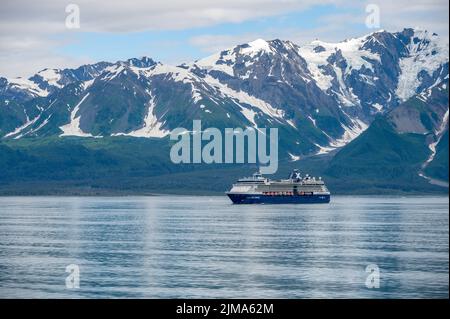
[1,0,448,78]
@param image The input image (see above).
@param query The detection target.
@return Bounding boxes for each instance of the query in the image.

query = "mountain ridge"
[0,28,448,186]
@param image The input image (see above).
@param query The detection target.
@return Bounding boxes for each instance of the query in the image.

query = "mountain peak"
[125,56,157,68]
[247,38,269,48]
[239,38,275,56]
[400,27,443,40]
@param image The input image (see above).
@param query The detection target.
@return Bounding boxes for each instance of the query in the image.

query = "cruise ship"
[226,169,331,204]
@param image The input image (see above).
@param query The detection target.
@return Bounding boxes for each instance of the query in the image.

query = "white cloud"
[371,0,449,36]
[189,0,449,56]
[1,0,330,33]
[0,0,448,78]
[1,0,333,77]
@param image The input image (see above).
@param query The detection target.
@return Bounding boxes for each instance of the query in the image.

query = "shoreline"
[0,193,448,198]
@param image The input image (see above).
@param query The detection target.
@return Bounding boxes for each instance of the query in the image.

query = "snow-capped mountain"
[1,62,114,100]
[0,28,448,159]
[325,79,449,187]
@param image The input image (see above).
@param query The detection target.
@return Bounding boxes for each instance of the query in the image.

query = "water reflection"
[0,196,448,298]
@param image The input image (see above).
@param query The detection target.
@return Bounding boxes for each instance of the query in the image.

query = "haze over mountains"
[0,28,448,194]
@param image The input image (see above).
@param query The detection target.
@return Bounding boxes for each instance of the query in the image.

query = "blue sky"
[56,4,366,65]
[1,0,448,77]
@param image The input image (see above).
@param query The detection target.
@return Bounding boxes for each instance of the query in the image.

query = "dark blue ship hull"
[227,193,330,204]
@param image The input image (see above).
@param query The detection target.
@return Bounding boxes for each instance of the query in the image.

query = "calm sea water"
[0,196,448,299]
